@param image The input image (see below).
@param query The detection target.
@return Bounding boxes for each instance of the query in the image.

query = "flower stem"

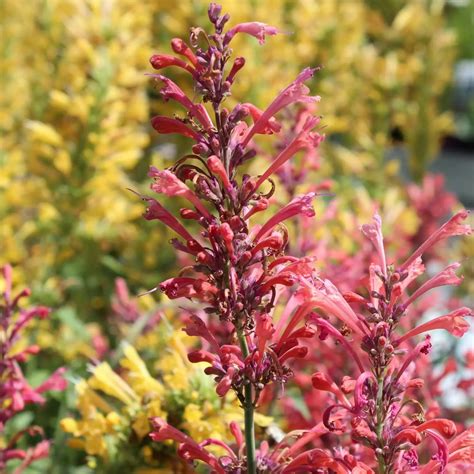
[238,328,257,474]
[244,384,256,474]
[375,374,386,473]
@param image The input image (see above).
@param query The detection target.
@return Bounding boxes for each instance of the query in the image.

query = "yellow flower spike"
[25,121,63,147]
[120,344,164,397]
[60,417,78,434]
[157,352,189,391]
[105,411,122,429]
[54,149,72,175]
[89,362,138,405]
[49,89,71,110]
[183,403,202,424]
[76,380,114,415]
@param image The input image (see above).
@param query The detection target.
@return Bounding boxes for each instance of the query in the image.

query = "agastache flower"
[1,265,67,473]
[400,210,471,271]
[242,68,321,147]
[225,21,279,45]
[404,262,463,307]
[141,4,471,473]
[361,213,387,277]
[396,307,472,344]
[252,117,324,193]
[303,211,471,472]
[149,167,212,219]
[149,417,358,473]
[151,116,200,140]
[151,74,213,130]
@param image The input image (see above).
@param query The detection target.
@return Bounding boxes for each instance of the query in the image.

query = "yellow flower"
[89,363,138,405]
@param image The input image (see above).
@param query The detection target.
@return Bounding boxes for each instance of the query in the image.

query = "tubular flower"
[150,418,360,473]
[133,3,472,473]
[306,212,471,473]
[141,3,332,471]
[1,265,66,473]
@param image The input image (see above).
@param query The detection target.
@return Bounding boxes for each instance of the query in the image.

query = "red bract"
[1,265,67,473]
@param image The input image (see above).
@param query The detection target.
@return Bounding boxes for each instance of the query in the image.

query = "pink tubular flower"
[253,193,316,241]
[361,213,387,277]
[151,116,200,140]
[255,312,275,362]
[252,117,323,192]
[141,196,196,243]
[393,336,433,384]
[414,419,457,439]
[242,68,321,147]
[160,277,218,303]
[149,418,224,473]
[149,168,212,219]
[396,307,472,344]
[150,54,196,76]
[281,449,346,474]
[225,21,279,45]
[151,75,213,129]
[207,155,232,189]
[242,103,281,134]
[419,427,474,473]
[404,262,463,307]
[311,372,349,405]
[299,278,366,337]
[182,314,220,352]
[35,367,67,394]
[170,38,198,66]
[311,316,365,372]
[400,210,472,271]
[1,265,66,474]
[393,429,423,446]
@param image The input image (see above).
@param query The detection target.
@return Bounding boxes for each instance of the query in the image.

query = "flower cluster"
[145,3,324,411]
[143,3,330,471]
[60,326,252,471]
[308,211,472,472]
[143,4,472,473]
[0,265,67,473]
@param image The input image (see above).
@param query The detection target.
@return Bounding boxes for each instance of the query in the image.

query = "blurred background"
[1,0,473,472]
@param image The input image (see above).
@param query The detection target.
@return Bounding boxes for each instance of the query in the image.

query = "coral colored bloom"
[311,372,349,405]
[141,196,196,243]
[150,54,196,76]
[151,116,200,140]
[253,193,316,240]
[151,74,213,129]
[401,210,471,271]
[253,117,323,192]
[225,21,278,45]
[397,307,472,344]
[361,213,387,276]
[242,68,321,147]
[404,262,463,306]
[242,102,281,134]
[170,38,198,66]
[149,168,212,218]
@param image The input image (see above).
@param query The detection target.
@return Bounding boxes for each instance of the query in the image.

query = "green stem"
[244,383,256,474]
[375,374,386,473]
[238,329,256,474]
